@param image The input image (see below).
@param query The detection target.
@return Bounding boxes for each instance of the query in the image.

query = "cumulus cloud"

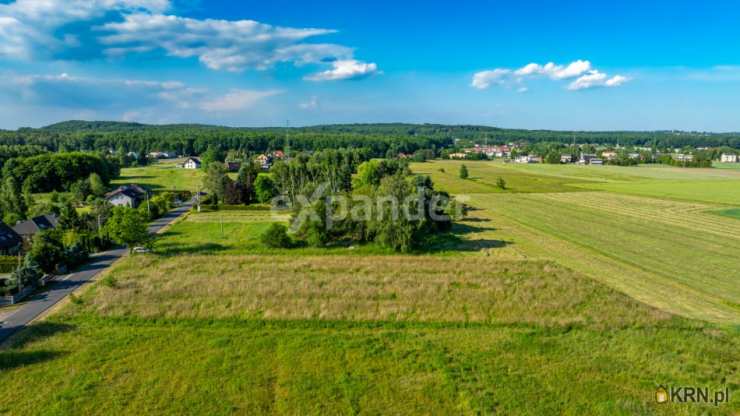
[568,71,629,90]
[471,69,511,89]
[0,0,169,59]
[200,89,282,112]
[304,59,379,81]
[473,60,629,91]
[0,0,378,79]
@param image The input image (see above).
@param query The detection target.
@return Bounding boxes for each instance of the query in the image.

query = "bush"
[261,223,293,248]
[459,164,469,179]
[496,177,507,190]
[0,256,19,273]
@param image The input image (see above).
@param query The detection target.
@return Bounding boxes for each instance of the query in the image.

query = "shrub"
[496,177,507,190]
[459,164,469,179]
[261,223,293,248]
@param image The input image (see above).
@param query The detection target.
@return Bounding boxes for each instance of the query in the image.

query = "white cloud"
[568,71,630,90]
[473,60,628,92]
[0,1,378,80]
[98,13,353,72]
[200,89,282,112]
[299,95,319,110]
[0,0,170,59]
[471,69,511,89]
[304,59,379,81]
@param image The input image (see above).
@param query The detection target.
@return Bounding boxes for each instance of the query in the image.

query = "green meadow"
[111,159,204,192]
[1,160,739,415]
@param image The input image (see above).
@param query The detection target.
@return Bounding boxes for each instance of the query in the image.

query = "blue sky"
[1,0,740,130]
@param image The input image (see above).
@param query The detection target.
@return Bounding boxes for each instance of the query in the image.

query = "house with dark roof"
[106,185,148,208]
[12,214,58,244]
[0,222,22,255]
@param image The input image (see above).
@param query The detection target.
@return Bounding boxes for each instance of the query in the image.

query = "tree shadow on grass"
[0,322,73,370]
[154,243,229,256]
[417,222,511,253]
[0,350,67,371]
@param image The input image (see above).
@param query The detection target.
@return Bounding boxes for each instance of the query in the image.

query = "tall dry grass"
[85,254,672,328]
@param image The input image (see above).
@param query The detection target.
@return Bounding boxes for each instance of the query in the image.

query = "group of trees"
[2,152,118,193]
[264,155,455,253]
[202,161,277,206]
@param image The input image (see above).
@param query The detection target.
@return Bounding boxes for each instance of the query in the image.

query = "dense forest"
[1,121,740,156]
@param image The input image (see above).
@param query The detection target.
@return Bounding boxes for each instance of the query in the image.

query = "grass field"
[1,159,739,414]
[112,160,204,191]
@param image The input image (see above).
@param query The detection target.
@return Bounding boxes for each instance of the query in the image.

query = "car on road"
[132,247,151,254]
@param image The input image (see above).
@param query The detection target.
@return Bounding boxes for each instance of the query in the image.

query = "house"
[577,154,598,165]
[226,161,242,172]
[182,157,201,169]
[0,222,22,255]
[148,151,172,159]
[673,153,694,163]
[272,150,286,159]
[601,151,618,161]
[560,154,573,164]
[105,185,148,208]
[590,158,604,166]
[12,215,58,244]
[721,153,738,163]
[515,155,542,164]
[628,153,641,160]
[255,154,272,170]
[448,152,467,160]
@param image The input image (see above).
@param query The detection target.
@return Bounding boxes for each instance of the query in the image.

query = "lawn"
[112,160,204,192]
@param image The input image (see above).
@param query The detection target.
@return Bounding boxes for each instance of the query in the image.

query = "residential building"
[255,154,272,170]
[577,154,598,165]
[448,152,467,160]
[590,158,604,166]
[560,154,573,164]
[601,151,618,161]
[515,155,542,164]
[106,185,148,208]
[182,157,201,169]
[12,215,58,244]
[0,222,22,255]
[673,153,694,163]
[721,153,738,163]
[226,161,242,172]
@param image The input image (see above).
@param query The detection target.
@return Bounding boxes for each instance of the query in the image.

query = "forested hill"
[2,121,740,152]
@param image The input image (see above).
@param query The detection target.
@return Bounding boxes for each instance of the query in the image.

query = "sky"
[1,0,740,131]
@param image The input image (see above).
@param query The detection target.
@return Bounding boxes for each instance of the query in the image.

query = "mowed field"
[414,160,740,323]
[1,162,739,414]
[112,159,204,191]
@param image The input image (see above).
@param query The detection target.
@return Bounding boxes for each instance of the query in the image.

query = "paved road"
[0,202,193,344]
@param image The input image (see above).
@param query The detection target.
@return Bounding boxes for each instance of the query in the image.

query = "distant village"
[443,142,739,167]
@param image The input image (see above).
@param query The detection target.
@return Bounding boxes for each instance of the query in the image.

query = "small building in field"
[0,222,22,255]
[105,185,148,208]
[590,158,604,166]
[12,215,58,244]
[721,153,738,163]
[560,154,573,164]
[448,152,467,160]
[182,157,201,169]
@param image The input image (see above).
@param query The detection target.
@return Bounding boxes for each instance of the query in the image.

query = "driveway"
[0,201,192,344]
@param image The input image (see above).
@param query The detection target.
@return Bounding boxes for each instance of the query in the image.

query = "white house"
[105,185,147,208]
[721,153,738,163]
[182,157,201,169]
